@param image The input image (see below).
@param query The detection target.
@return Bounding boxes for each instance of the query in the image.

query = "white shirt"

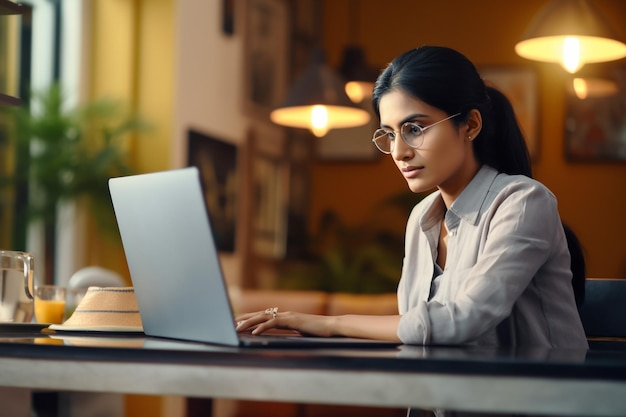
[397,165,588,348]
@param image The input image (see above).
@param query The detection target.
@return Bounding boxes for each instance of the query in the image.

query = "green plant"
[0,83,148,280]
[278,190,430,294]
[279,211,403,294]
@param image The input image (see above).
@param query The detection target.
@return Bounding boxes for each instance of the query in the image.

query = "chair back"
[579,278,626,338]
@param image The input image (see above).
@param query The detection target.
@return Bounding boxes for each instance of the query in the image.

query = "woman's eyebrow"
[380,113,428,128]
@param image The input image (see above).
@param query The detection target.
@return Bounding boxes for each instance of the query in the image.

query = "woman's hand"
[235,308,336,337]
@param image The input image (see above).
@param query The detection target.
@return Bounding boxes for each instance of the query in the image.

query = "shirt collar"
[448,165,498,226]
[418,165,499,230]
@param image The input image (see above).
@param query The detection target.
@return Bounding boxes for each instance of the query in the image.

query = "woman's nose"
[391,137,414,160]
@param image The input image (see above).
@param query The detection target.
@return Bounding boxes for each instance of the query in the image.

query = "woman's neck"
[439,160,481,208]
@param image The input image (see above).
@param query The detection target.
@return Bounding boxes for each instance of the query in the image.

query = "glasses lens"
[373,129,392,153]
[401,123,424,148]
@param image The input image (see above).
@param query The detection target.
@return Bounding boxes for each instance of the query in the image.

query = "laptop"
[109,167,400,348]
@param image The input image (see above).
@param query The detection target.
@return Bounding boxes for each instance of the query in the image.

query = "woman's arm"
[235,311,402,341]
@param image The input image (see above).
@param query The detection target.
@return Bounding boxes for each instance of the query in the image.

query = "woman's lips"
[402,165,424,179]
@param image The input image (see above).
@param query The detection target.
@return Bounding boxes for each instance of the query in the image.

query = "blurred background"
[1,0,625,295]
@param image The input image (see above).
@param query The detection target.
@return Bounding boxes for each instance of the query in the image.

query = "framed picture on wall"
[564,67,626,162]
[480,67,539,161]
[285,131,313,259]
[252,153,288,259]
[243,0,289,120]
[187,129,239,252]
[246,124,289,260]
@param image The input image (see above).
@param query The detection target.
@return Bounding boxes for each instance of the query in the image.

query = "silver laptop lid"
[109,167,239,346]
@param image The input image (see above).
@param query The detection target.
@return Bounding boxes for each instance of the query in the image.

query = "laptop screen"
[109,167,240,346]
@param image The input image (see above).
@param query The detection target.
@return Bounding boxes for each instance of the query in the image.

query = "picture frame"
[564,67,626,162]
[187,129,238,252]
[243,0,289,120]
[247,124,289,260]
[285,131,313,259]
[252,153,288,259]
[480,67,539,161]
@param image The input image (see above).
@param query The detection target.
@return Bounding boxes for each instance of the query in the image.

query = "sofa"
[231,289,399,317]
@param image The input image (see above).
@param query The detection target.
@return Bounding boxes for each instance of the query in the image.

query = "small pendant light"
[270,48,370,137]
[338,0,378,103]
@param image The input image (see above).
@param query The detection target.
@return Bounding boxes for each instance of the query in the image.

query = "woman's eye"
[406,123,422,136]
[388,131,397,140]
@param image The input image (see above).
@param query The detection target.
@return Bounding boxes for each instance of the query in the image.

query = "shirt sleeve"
[398,181,561,345]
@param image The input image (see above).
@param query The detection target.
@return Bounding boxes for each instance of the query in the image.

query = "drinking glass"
[34,285,67,324]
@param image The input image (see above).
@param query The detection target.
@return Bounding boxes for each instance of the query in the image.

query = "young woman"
[236,46,588,349]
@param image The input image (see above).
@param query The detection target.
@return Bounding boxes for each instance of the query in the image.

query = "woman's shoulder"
[491,171,555,199]
[484,172,560,223]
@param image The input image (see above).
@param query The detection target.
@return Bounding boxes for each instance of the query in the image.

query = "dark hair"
[372,46,532,177]
[563,223,586,308]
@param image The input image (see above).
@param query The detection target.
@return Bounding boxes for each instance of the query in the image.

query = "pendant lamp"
[515,0,626,73]
[569,77,619,99]
[270,48,370,137]
[339,45,378,103]
[338,0,378,103]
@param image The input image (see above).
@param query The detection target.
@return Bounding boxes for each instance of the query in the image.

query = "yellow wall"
[85,0,174,281]
[316,0,626,279]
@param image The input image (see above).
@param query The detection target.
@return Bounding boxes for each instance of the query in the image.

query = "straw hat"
[49,287,143,332]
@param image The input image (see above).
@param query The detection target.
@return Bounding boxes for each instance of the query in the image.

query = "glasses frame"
[372,112,462,154]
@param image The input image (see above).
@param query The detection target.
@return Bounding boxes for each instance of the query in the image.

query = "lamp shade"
[515,0,626,73]
[270,50,370,137]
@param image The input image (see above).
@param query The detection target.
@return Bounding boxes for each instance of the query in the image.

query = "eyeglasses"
[372,113,462,154]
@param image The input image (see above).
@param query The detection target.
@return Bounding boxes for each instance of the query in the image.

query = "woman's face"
[378,89,479,203]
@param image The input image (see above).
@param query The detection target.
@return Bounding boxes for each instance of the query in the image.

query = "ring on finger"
[264,306,278,319]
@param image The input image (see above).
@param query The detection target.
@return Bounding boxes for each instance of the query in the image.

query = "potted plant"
[278,188,428,294]
[0,83,148,283]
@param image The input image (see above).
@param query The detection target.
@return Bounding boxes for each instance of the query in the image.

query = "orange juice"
[35,299,66,324]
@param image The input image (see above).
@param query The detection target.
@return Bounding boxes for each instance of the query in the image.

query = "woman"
[236,46,588,349]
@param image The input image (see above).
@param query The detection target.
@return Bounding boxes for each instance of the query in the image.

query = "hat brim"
[48,323,143,333]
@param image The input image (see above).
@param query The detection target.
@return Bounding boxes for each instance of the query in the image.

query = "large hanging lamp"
[270,48,370,138]
[515,0,626,73]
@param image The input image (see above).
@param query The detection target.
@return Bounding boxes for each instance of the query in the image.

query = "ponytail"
[476,86,533,178]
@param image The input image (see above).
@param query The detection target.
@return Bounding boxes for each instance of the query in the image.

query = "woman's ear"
[465,109,482,141]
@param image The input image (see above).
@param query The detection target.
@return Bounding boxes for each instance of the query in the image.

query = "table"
[1,329,625,416]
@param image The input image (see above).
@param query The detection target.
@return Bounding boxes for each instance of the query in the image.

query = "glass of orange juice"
[34,285,67,324]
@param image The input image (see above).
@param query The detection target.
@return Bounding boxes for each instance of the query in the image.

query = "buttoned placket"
[444,212,461,272]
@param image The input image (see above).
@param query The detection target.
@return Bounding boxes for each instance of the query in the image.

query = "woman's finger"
[235,310,277,332]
